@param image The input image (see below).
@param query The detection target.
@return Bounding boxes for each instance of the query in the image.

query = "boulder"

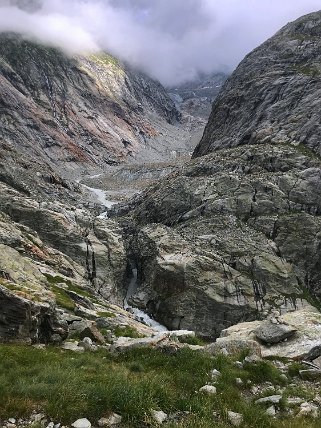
[254,320,297,344]
[61,341,85,353]
[266,406,276,417]
[151,410,168,424]
[199,385,217,395]
[297,402,318,418]
[0,285,68,344]
[299,369,321,381]
[98,414,122,427]
[71,419,91,428]
[79,324,105,344]
[219,309,321,360]
[227,411,243,427]
[256,395,282,405]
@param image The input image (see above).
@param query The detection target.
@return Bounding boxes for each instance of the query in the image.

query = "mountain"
[193,12,321,158]
[168,72,228,120]
[0,33,196,201]
[110,11,321,338]
[0,33,194,343]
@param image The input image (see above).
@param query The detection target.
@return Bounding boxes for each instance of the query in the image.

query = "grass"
[50,286,75,311]
[177,336,207,346]
[90,53,120,68]
[44,274,100,310]
[97,311,116,318]
[292,65,320,77]
[113,326,143,338]
[0,345,320,427]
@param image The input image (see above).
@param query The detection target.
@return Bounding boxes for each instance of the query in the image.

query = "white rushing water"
[81,184,116,208]
[124,267,168,332]
[77,175,117,218]
[78,175,167,332]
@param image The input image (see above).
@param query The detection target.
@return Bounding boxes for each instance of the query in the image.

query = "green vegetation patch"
[177,335,207,346]
[292,64,320,77]
[90,53,120,68]
[50,285,75,311]
[44,274,98,308]
[97,311,116,318]
[0,345,316,427]
[113,325,143,338]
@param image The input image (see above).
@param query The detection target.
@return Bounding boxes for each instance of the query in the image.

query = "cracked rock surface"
[110,11,321,339]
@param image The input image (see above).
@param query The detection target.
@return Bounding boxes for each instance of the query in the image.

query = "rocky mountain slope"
[0,33,195,196]
[0,32,195,343]
[110,11,321,339]
[193,12,321,158]
[169,72,227,120]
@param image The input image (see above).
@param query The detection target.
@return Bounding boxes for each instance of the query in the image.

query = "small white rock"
[287,397,303,406]
[227,411,243,427]
[8,419,16,425]
[79,337,94,351]
[235,378,243,385]
[211,369,221,380]
[298,402,318,418]
[33,414,46,423]
[221,348,229,356]
[98,413,122,427]
[250,386,259,394]
[266,406,276,417]
[71,418,91,428]
[46,423,54,428]
[199,385,217,394]
[151,410,168,424]
[234,361,243,369]
[256,395,282,405]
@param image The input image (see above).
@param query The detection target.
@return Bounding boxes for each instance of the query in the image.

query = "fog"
[0,0,320,85]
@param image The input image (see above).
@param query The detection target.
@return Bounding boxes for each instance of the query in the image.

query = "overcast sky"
[0,0,321,86]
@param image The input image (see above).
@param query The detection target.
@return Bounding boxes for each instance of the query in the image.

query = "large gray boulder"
[254,319,297,344]
[0,285,68,343]
[220,308,321,360]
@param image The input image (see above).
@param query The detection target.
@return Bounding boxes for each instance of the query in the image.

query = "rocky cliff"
[0,33,184,194]
[111,11,321,339]
[0,32,189,343]
[193,11,321,158]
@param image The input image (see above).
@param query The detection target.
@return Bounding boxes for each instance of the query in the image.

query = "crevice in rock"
[85,238,96,286]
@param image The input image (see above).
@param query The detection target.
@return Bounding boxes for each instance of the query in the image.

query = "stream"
[79,175,167,332]
[124,266,168,332]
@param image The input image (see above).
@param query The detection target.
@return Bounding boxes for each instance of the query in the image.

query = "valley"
[1,7,321,428]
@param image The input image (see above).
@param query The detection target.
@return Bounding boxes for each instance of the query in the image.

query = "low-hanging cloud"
[0,0,320,86]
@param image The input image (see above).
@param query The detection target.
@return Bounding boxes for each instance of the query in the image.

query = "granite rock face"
[220,308,321,360]
[193,11,321,158]
[112,143,321,337]
[0,285,68,344]
[0,33,192,205]
[111,12,321,338]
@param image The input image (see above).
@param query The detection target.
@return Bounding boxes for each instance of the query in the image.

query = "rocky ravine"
[2,10,321,356]
[0,31,221,345]
[109,11,321,340]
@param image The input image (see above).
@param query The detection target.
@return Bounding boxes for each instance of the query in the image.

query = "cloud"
[0,0,320,85]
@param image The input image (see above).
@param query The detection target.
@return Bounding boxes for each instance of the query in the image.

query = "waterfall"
[124,264,168,332]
